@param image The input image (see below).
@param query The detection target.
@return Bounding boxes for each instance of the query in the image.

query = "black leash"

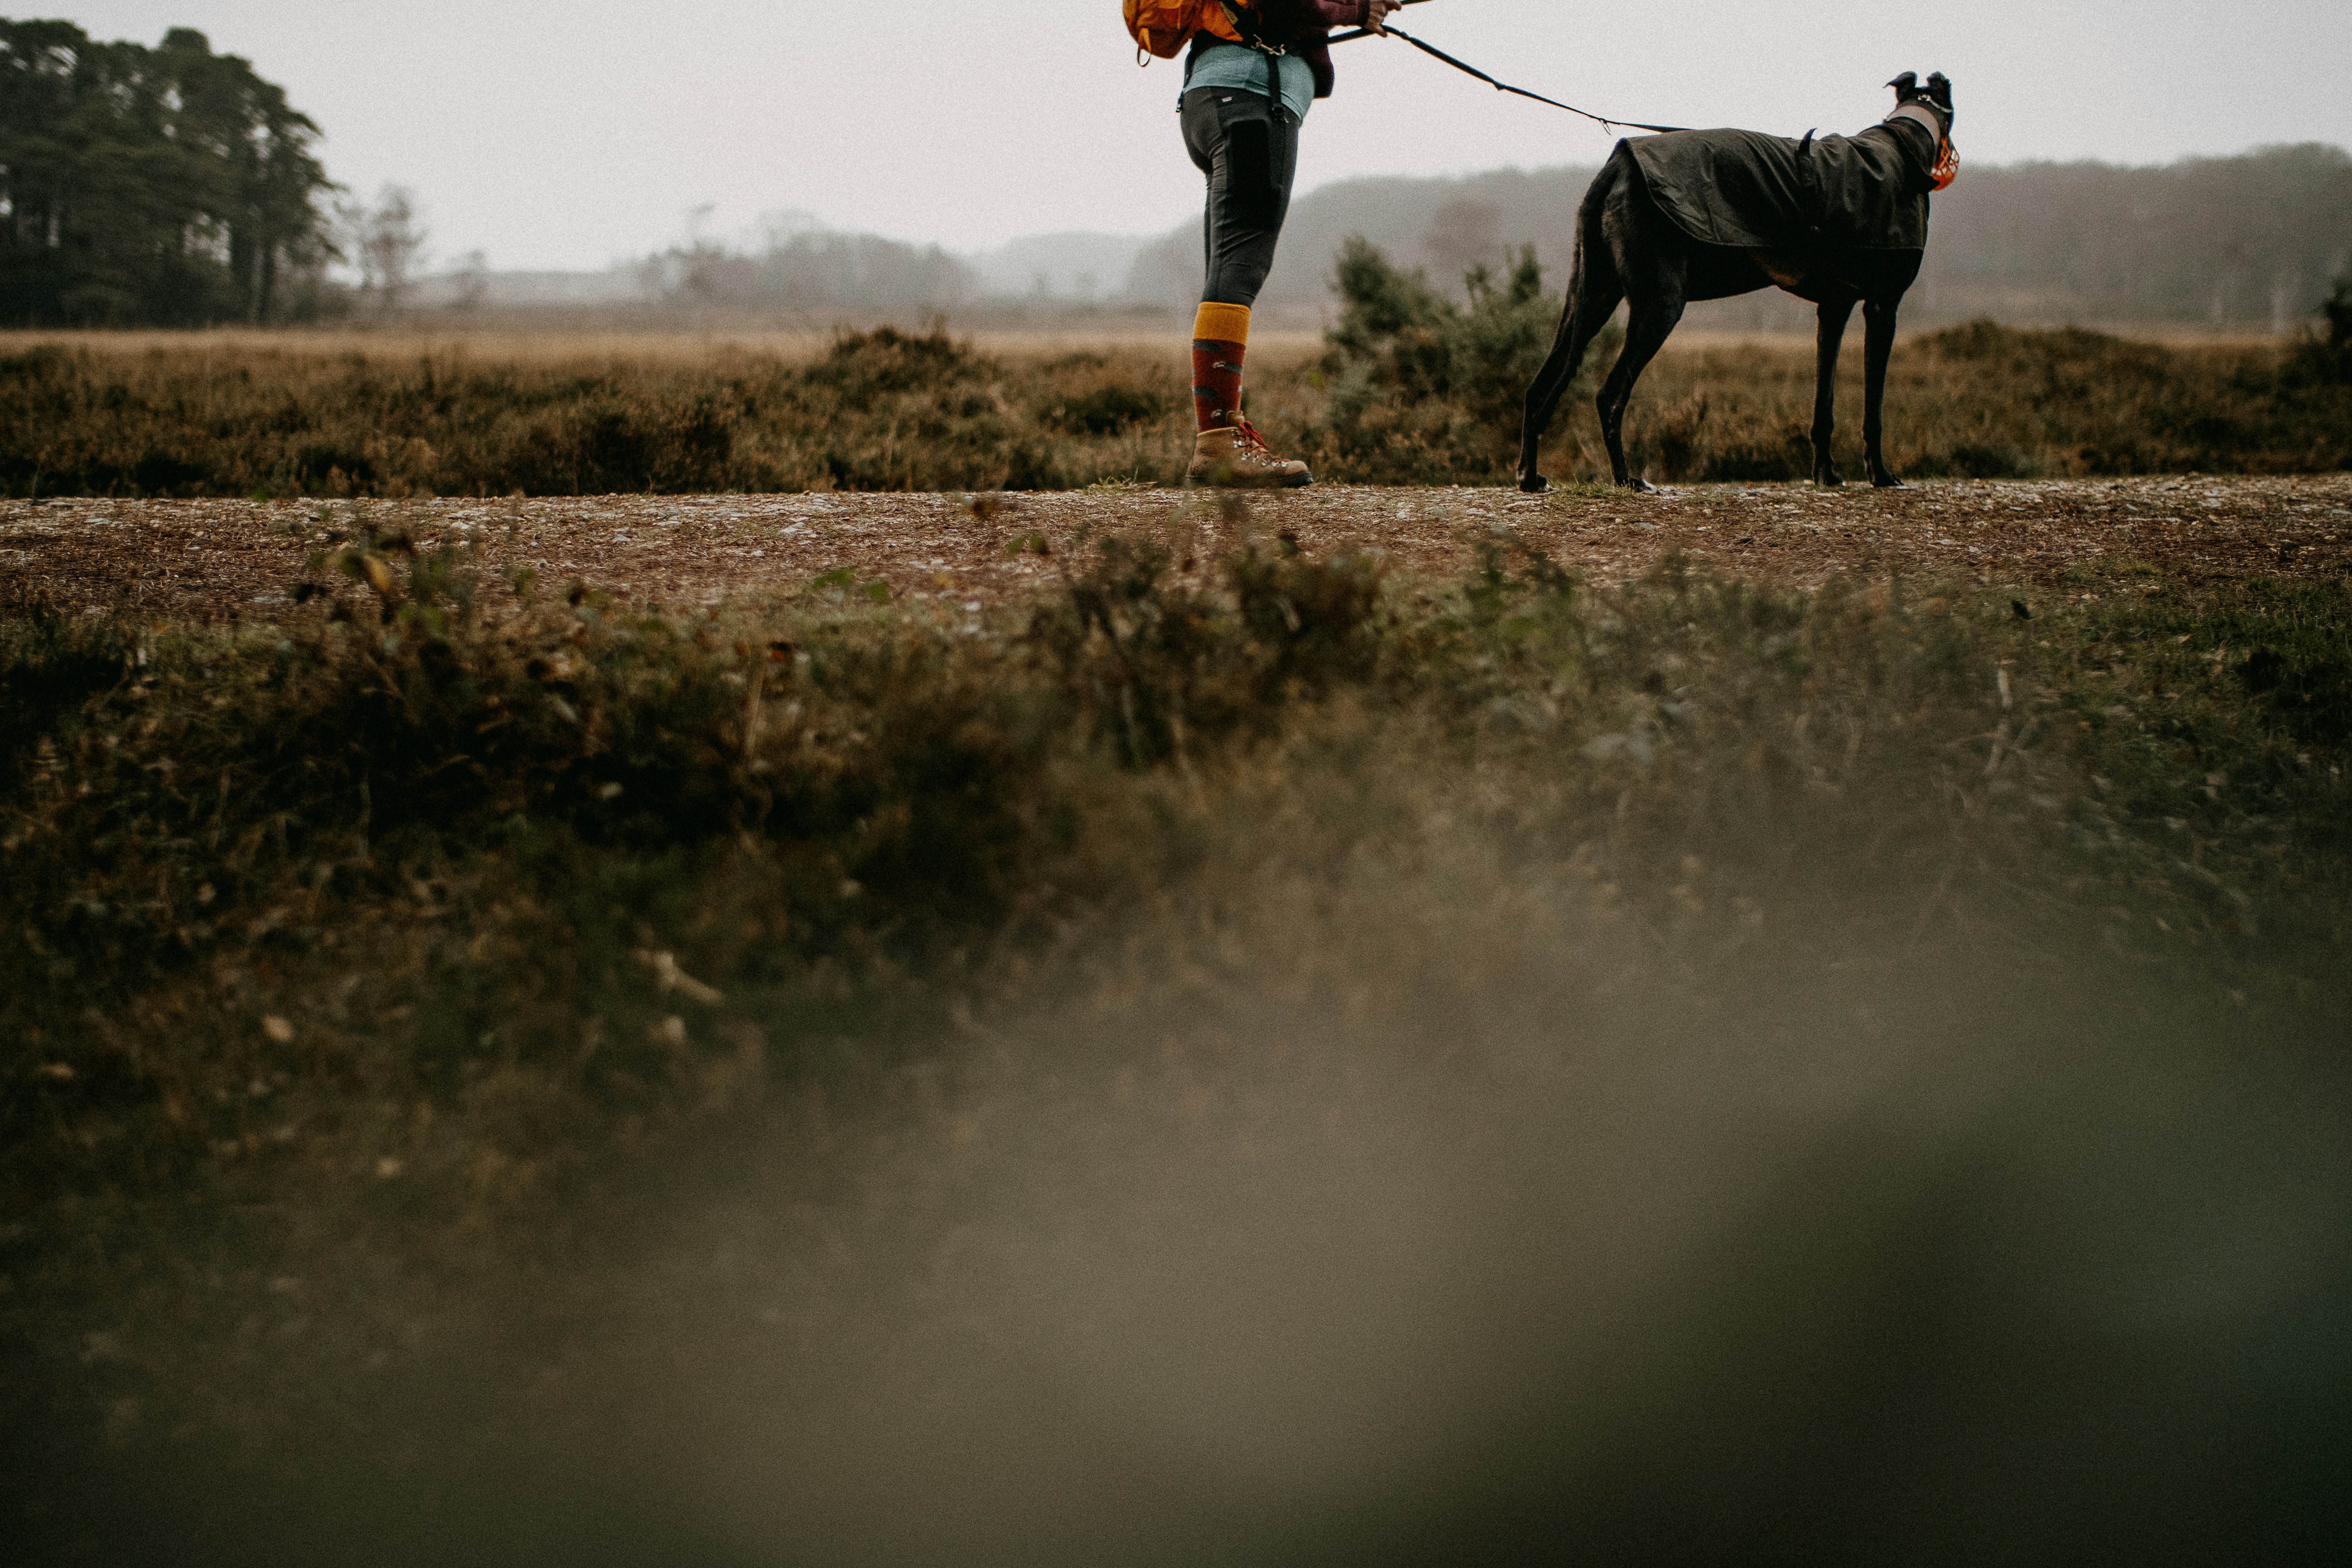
[1332,16,1687,136]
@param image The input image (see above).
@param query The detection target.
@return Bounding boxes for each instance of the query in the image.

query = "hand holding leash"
[1331,0,1428,42]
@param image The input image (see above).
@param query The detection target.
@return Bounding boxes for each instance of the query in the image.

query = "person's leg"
[1191,301,1251,432]
[1179,89,1307,486]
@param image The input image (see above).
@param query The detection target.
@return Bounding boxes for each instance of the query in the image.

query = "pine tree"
[0,21,336,326]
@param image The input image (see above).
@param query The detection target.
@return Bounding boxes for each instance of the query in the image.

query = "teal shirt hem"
[1185,42,1313,123]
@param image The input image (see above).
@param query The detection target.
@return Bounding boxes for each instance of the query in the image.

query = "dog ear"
[1886,71,1919,96]
[1925,71,1952,108]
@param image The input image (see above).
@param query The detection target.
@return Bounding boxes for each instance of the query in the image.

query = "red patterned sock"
[1191,302,1252,432]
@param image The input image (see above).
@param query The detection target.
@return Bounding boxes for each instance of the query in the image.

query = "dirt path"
[4,476,2347,624]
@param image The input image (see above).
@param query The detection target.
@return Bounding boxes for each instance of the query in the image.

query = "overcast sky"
[42,1,2352,270]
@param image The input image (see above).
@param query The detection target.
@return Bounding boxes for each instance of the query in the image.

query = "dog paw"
[1872,473,1906,490]
[1517,473,1551,494]
[1814,469,1846,489]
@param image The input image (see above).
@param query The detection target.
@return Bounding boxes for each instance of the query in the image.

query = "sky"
[39,1,2352,271]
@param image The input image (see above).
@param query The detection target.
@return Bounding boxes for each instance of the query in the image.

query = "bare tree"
[338,185,429,317]
[449,248,489,312]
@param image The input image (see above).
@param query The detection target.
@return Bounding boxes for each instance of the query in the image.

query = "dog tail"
[1571,141,1638,285]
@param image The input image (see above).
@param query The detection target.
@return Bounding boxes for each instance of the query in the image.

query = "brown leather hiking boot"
[1186,418,1312,489]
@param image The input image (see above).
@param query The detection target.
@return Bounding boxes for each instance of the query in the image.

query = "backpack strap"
[1183,4,1293,130]
[1226,2,1288,126]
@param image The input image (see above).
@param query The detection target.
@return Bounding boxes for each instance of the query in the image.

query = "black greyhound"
[1518,72,1955,492]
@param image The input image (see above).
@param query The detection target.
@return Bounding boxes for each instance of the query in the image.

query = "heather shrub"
[3,309,2346,498]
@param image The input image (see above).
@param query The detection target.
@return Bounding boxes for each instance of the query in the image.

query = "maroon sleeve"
[1249,1,1366,34]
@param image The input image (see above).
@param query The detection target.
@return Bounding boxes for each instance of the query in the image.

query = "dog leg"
[1862,296,1903,487]
[1519,302,1585,494]
[1812,297,1856,486]
[1520,169,1627,493]
[1519,298,1587,493]
[1519,274,1623,493]
[1598,297,1682,491]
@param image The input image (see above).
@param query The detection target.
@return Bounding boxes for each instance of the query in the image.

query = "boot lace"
[1232,416,1283,459]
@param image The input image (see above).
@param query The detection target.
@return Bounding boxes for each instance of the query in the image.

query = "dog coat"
[1624,117,1937,252]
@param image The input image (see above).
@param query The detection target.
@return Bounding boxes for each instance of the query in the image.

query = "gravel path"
[4,476,2347,623]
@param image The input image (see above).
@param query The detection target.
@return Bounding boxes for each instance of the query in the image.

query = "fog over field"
[21,0,2352,331]
[383,142,2349,337]
[46,0,2352,259]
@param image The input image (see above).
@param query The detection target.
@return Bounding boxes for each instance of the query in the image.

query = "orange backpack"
[1123,0,1245,63]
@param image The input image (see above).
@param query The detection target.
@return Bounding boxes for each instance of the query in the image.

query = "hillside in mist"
[1123,142,2352,330]
[424,143,2352,333]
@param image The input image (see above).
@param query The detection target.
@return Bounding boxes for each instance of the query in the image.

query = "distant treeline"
[638,231,977,315]
[1929,146,2351,325]
[631,143,2352,331]
[627,229,1147,314]
[1126,143,2352,330]
[0,21,338,327]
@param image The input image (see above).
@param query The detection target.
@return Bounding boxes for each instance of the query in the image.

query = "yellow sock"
[1192,301,1252,346]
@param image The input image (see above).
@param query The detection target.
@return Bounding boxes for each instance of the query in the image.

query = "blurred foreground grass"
[4,528,2349,1561]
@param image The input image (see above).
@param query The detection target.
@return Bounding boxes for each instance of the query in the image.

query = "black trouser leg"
[1181,87,1298,308]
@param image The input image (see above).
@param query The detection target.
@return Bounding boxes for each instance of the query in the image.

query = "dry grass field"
[0,318,2287,363]
[0,322,1336,367]
[6,316,2346,500]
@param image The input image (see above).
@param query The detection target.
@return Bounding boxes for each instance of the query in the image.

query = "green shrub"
[1307,237,1621,484]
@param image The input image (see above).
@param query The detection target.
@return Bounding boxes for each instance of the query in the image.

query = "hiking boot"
[1187,418,1311,489]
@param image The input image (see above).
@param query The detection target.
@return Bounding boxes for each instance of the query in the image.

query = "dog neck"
[1886,102,1949,144]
